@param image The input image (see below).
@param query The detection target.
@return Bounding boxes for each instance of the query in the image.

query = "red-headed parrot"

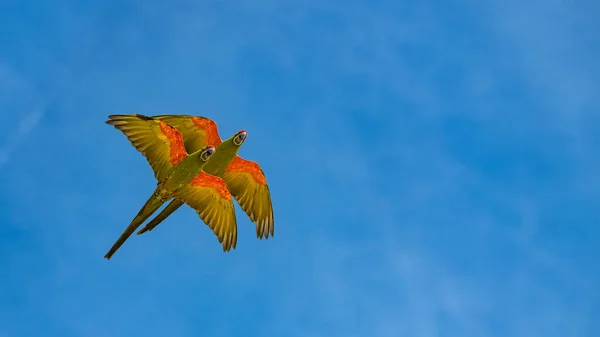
[136,115,274,239]
[104,114,238,260]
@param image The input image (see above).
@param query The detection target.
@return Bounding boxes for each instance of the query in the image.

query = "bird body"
[104,114,237,260]
[136,115,274,239]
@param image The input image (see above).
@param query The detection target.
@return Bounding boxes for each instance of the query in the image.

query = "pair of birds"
[103,114,274,260]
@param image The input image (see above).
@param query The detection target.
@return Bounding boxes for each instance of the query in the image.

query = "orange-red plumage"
[191,116,222,146]
[225,156,267,185]
[158,121,187,165]
[190,172,232,200]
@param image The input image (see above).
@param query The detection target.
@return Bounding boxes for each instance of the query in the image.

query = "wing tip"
[254,216,274,240]
[221,230,238,252]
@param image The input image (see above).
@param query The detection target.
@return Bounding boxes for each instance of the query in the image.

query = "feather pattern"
[106,114,188,181]
[223,156,274,239]
[174,172,238,251]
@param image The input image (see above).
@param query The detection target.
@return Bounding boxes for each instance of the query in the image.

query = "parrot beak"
[200,146,216,161]
[233,131,247,146]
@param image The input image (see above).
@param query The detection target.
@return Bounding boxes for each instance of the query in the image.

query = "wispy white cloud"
[0,63,45,169]
[0,109,44,167]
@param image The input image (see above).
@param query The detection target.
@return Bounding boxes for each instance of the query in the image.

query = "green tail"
[104,191,168,260]
[136,199,184,235]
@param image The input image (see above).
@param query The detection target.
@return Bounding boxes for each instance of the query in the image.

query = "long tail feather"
[104,191,168,260]
[137,199,184,235]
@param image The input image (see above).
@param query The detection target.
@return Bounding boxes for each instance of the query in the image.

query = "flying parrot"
[136,115,275,240]
[103,114,238,260]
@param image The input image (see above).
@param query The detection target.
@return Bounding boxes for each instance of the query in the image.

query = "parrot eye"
[233,131,247,146]
[200,146,215,161]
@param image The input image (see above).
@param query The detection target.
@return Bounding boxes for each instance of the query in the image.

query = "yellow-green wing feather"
[106,114,188,181]
[222,156,274,239]
[174,171,238,251]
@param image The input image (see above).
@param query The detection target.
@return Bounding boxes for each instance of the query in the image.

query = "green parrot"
[136,115,274,240]
[104,114,238,260]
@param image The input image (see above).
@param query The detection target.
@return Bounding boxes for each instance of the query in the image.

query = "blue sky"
[1,0,599,336]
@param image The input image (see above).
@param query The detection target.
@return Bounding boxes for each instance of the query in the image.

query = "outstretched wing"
[152,115,223,153]
[174,172,237,251]
[106,114,188,181]
[222,156,274,239]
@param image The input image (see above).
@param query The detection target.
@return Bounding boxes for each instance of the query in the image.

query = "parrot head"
[232,130,247,146]
[199,145,216,161]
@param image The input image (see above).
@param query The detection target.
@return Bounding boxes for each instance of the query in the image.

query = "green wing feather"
[106,114,188,181]
[174,172,238,251]
[222,157,274,239]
